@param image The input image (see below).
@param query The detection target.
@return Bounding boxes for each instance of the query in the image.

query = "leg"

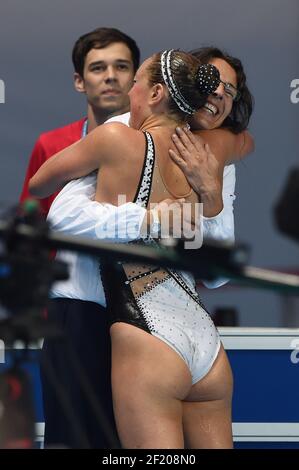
[41,298,119,448]
[110,322,192,449]
[182,345,233,449]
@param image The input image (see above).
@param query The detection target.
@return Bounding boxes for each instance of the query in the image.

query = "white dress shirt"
[48,113,236,305]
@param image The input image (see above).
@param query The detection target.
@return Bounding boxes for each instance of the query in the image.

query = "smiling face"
[74,42,135,115]
[191,58,238,130]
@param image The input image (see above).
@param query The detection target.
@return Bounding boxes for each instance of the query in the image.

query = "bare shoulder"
[93,123,145,165]
[195,128,254,163]
[238,130,255,157]
[196,128,236,146]
[92,121,131,140]
[97,122,141,141]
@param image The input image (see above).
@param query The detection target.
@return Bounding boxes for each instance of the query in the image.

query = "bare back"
[95,126,198,208]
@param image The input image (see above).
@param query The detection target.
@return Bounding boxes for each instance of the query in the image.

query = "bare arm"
[169,127,254,216]
[239,130,255,157]
[29,123,128,198]
[197,128,254,163]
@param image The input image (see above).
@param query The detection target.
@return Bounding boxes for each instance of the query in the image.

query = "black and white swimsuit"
[101,132,220,384]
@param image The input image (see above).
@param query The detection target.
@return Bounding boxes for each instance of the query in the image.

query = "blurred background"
[0,0,298,326]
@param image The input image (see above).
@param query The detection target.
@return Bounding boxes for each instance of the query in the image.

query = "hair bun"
[196,64,220,95]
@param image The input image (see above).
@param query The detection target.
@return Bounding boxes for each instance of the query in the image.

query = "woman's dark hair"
[72,27,140,76]
[191,46,253,133]
[147,50,218,122]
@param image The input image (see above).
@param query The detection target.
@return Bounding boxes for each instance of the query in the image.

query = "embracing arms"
[169,127,254,217]
[29,123,129,198]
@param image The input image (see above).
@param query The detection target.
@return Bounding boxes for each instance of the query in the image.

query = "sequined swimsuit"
[101,132,220,384]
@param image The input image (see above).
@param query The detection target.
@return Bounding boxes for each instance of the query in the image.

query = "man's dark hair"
[72,27,140,76]
[191,46,253,133]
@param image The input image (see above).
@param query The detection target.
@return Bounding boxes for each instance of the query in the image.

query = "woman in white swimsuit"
[30,50,235,448]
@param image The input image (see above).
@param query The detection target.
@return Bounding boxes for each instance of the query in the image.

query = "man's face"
[74,42,135,115]
[191,58,238,130]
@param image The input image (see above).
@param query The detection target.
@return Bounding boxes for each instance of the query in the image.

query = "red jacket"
[20,119,86,216]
